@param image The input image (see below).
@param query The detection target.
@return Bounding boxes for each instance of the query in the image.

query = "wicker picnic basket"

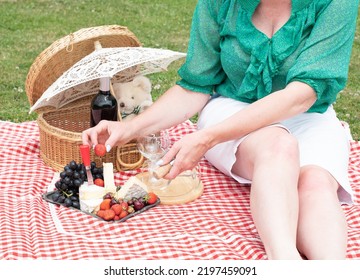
[26,25,145,172]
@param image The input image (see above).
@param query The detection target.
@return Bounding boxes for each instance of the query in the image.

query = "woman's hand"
[160,129,213,179]
[81,120,134,152]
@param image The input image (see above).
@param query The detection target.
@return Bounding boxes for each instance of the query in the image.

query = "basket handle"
[116,145,144,170]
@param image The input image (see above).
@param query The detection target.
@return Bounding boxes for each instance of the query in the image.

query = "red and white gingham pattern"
[1,120,360,260]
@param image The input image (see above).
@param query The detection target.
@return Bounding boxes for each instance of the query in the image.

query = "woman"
[82,0,359,259]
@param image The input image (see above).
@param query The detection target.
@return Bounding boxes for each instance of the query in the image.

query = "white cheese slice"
[103,162,117,194]
[80,198,103,213]
[79,182,106,213]
[115,176,149,200]
[79,182,106,200]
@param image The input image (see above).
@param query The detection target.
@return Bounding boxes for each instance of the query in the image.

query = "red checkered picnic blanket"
[1,120,359,260]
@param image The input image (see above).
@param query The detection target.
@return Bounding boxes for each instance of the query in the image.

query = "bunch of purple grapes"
[51,160,103,208]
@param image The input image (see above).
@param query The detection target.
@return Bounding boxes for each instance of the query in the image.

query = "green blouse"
[177,0,359,113]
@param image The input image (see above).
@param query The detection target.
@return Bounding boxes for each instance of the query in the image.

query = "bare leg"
[232,126,302,259]
[296,165,347,259]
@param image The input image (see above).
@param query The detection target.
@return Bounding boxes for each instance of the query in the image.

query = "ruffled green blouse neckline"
[177,0,359,113]
[240,0,314,14]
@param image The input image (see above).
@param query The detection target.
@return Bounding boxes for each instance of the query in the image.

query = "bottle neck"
[99,77,110,92]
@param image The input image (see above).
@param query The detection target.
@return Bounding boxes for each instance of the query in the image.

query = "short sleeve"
[176,0,226,94]
[287,0,359,112]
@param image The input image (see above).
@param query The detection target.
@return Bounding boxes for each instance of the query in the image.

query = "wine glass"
[136,130,170,188]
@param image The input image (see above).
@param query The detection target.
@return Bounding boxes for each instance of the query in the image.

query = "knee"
[256,131,299,164]
[298,166,339,199]
[234,128,299,179]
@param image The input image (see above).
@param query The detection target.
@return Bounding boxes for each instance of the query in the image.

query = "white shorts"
[197,96,353,204]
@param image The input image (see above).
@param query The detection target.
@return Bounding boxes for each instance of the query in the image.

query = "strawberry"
[111,204,122,216]
[120,201,128,211]
[103,209,116,221]
[119,210,128,219]
[146,192,158,205]
[94,144,106,157]
[100,198,111,210]
[96,210,105,219]
[94,178,104,187]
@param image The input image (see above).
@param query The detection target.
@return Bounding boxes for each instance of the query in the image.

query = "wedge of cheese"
[115,176,149,201]
[80,198,103,214]
[79,182,106,213]
[103,162,117,194]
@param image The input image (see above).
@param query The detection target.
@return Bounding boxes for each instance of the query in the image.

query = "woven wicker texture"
[26,25,141,107]
[25,25,144,171]
[36,96,119,171]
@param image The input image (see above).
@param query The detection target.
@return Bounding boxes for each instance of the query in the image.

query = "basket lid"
[26,25,141,108]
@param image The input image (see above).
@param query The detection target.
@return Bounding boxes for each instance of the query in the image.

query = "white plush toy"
[112,75,153,121]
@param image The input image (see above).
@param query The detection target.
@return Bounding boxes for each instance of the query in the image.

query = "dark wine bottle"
[90,77,118,127]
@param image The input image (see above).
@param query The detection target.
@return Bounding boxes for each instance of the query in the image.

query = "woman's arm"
[204,81,317,147]
[161,81,317,178]
[131,85,210,137]
[81,85,210,149]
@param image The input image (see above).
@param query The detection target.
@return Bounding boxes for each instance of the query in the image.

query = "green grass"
[1,1,359,140]
[0,0,196,122]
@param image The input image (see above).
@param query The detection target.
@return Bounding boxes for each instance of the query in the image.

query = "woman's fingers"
[81,120,111,146]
